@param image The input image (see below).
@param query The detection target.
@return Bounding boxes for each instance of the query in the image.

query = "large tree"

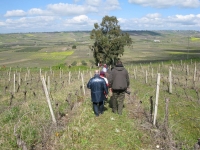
[90,15,132,66]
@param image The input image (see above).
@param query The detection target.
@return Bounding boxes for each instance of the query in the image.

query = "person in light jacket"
[87,70,108,116]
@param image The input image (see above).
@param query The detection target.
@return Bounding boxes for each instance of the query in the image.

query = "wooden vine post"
[186,65,189,75]
[169,67,172,94]
[164,98,170,129]
[134,69,136,79]
[25,73,27,82]
[145,70,148,84]
[41,76,57,124]
[39,68,42,77]
[78,69,80,80]
[59,69,62,79]
[193,62,196,82]
[90,71,92,78]
[18,73,20,86]
[9,71,11,82]
[13,73,15,94]
[47,76,50,93]
[81,73,85,96]
[27,69,30,80]
[44,72,47,82]
[68,71,71,85]
[153,73,161,126]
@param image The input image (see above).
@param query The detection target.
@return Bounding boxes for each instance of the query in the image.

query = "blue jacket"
[87,74,108,103]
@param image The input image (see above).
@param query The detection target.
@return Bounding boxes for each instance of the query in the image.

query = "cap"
[100,71,105,75]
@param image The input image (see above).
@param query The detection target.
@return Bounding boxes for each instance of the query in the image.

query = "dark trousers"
[93,101,104,116]
[112,90,125,115]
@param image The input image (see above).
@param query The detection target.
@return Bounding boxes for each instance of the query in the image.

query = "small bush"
[89,60,95,64]
[72,45,76,49]
[71,61,77,66]
[81,60,87,66]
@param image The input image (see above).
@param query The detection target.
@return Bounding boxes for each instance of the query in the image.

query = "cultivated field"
[0,30,200,149]
[0,30,200,67]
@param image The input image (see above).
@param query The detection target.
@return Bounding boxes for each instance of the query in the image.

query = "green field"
[0,32,92,67]
[0,30,200,149]
[0,31,200,67]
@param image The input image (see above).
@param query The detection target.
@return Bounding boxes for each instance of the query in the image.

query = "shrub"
[71,61,77,66]
[81,60,87,66]
[72,45,76,49]
[89,59,95,64]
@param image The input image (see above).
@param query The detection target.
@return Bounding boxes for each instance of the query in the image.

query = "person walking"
[100,71,109,103]
[102,64,107,72]
[87,70,108,117]
[100,71,109,86]
[109,60,130,115]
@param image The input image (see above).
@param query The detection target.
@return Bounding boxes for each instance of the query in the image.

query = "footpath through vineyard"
[0,60,200,149]
[47,92,158,150]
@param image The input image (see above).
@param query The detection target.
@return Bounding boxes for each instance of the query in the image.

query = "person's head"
[95,70,99,75]
[103,64,107,68]
[100,71,105,77]
[116,60,122,65]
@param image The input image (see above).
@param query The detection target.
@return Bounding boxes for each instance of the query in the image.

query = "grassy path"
[51,96,153,150]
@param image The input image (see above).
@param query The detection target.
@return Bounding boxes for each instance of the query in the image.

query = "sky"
[0,0,200,33]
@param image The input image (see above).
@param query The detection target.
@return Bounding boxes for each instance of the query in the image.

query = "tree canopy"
[90,15,132,66]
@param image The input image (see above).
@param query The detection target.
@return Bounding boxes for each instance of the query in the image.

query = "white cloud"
[128,0,200,8]
[47,3,98,16]
[63,15,98,30]
[1,12,200,33]
[85,0,121,15]
[118,13,200,30]
[167,14,196,25]
[1,1,200,33]
[64,15,97,25]
[3,16,58,32]
[182,0,200,8]
[104,0,120,10]
[3,2,121,19]
[118,18,128,23]
[106,0,120,6]
[146,13,161,18]
[0,21,6,26]
[4,10,26,17]
[175,14,195,21]
[28,8,51,16]
[85,0,102,6]
[74,0,80,2]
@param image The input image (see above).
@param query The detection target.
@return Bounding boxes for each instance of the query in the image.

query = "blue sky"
[0,0,200,33]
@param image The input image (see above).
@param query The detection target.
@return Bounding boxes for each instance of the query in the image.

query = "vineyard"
[0,58,200,149]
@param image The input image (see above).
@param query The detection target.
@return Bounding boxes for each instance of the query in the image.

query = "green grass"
[53,99,148,150]
[0,60,200,149]
[0,31,200,149]
[127,60,200,149]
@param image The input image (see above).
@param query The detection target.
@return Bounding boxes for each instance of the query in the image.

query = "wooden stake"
[81,73,85,96]
[169,67,172,94]
[41,76,56,124]
[153,73,161,126]
[68,71,71,85]
[13,73,15,94]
